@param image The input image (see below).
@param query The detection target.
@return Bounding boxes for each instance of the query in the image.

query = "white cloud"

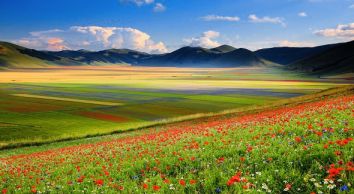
[153,3,166,12]
[30,29,64,37]
[298,12,307,17]
[120,0,154,6]
[15,26,168,53]
[349,4,354,9]
[201,15,240,22]
[278,40,315,47]
[184,31,221,48]
[248,14,286,27]
[314,23,354,39]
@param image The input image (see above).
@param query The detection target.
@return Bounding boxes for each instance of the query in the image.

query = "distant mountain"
[210,45,236,53]
[255,44,337,65]
[142,46,267,67]
[44,49,150,65]
[0,42,267,68]
[0,41,353,74]
[289,40,354,75]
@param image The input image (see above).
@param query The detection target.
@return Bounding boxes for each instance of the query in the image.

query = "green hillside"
[0,42,52,68]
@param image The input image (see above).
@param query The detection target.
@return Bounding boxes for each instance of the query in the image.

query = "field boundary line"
[12,93,123,106]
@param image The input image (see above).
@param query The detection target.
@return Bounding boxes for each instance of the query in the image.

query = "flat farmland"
[0,66,348,148]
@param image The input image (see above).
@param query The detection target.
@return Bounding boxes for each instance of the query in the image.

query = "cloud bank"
[201,15,240,22]
[184,31,221,48]
[120,0,154,6]
[315,23,354,39]
[153,3,166,12]
[248,14,286,27]
[15,26,168,53]
[298,12,307,17]
[278,40,315,47]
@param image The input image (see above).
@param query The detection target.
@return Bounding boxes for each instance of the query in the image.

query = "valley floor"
[0,66,351,148]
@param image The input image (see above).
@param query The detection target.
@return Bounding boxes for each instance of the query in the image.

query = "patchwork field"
[0,66,350,148]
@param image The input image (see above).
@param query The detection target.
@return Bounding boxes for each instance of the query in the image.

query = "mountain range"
[0,40,353,75]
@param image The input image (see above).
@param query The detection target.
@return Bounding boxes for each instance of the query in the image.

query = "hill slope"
[44,49,150,65]
[289,40,354,75]
[0,42,53,68]
[255,43,337,65]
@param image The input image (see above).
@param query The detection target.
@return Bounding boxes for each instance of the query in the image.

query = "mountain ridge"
[0,42,267,68]
[0,40,353,75]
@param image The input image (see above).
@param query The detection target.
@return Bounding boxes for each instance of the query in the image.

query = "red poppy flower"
[95,179,104,186]
[143,183,148,189]
[179,179,186,186]
[153,185,160,191]
[295,136,302,143]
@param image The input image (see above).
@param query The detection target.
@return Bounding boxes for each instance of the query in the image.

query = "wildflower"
[340,185,349,191]
[247,146,253,152]
[295,136,302,143]
[179,179,186,186]
[31,186,36,193]
[95,179,104,186]
[2,189,7,194]
[77,175,85,183]
[227,172,241,186]
[215,188,222,193]
[262,183,269,190]
[189,179,197,185]
[217,157,225,164]
[335,151,342,156]
[284,184,291,191]
[153,185,160,191]
[327,165,343,179]
[327,184,336,189]
[142,183,148,189]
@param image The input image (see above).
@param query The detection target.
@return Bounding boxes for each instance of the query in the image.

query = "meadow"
[0,86,352,193]
[0,66,349,148]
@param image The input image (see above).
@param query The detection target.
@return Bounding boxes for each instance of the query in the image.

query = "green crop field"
[0,66,349,148]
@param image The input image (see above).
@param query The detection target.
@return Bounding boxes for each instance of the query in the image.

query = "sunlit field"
[0,66,349,148]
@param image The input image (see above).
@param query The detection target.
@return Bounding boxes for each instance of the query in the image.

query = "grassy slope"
[0,86,352,193]
[0,42,52,68]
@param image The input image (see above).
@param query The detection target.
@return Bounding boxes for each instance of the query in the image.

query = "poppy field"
[0,91,353,193]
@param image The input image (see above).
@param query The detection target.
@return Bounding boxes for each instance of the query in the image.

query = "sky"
[0,0,353,53]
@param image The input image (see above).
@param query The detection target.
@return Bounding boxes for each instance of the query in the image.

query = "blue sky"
[0,0,353,52]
